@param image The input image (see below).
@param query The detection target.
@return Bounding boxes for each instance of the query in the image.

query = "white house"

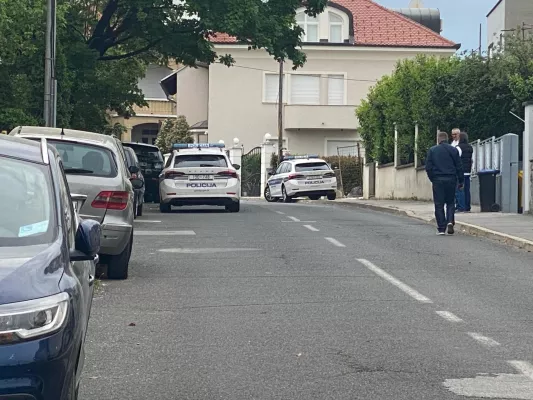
[161,0,459,156]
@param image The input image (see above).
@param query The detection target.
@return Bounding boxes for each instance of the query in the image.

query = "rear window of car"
[295,162,330,172]
[173,155,228,168]
[126,144,163,163]
[0,156,56,246]
[49,140,118,178]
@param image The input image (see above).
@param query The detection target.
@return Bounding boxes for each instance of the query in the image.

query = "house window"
[263,73,287,103]
[329,12,344,43]
[290,74,320,105]
[328,75,345,105]
[296,12,319,42]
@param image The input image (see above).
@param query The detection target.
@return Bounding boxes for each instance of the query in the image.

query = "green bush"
[323,156,362,196]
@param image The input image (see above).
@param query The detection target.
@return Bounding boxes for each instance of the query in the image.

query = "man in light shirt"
[450,128,462,157]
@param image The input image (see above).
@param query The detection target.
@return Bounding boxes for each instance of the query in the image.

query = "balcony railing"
[132,99,176,116]
[284,105,359,130]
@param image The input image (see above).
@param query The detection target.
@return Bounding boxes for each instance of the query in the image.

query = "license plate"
[190,175,213,180]
[305,180,325,185]
[307,176,321,180]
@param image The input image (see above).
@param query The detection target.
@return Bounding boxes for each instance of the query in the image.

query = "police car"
[159,143,241,212]
[265,155,338,203]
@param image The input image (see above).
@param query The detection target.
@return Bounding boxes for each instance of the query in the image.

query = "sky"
[375,0,495,52]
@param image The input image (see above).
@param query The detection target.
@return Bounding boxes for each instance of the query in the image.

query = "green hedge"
[324,156,362,196]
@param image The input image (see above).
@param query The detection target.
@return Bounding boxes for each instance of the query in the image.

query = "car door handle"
[89,274,95,286]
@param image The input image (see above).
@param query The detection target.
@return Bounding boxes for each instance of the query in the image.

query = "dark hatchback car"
[0,135,101,400]
[123,146,145,217]
[122,142,164,203]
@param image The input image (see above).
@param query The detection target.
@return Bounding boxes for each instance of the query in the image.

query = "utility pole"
[44,0,57,127]
[277,59,284,162]
[478,23,482,54]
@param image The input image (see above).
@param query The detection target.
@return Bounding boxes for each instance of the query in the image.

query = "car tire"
[309,195,321,200]
[327,193,337,201]
[107,233,132,280]
[137,203,143,216]
[159,202,171,213]
[282,185,293,203]
[264,186,277,202]
[226,201,240,213]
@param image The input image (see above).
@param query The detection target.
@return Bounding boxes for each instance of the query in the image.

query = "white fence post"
[524,101,533,213]
[260,139,276,199]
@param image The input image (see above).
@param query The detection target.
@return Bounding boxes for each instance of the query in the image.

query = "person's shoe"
[447,223,454,235]
[437,231,445,236]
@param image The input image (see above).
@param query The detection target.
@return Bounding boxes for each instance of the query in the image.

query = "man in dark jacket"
[457,132,473,212]
[426,131,464,235]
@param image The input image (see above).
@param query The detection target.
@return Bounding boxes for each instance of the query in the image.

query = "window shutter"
[328,75,344,105]
[290,75,320,105]
[264,74,280,103]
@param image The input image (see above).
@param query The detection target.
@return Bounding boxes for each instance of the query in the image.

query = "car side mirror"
[232,164,241,170]
[130,177,144,190]
[267,168,274,176]
[70,219,101,262]
[129,165,140,174]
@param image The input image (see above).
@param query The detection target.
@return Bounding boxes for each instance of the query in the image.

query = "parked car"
[124,146,145,218]
[122,142,164,203]
[0,134,101,400]
[10,126,143,279]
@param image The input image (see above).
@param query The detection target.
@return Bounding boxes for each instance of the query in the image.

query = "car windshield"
[174,155,228,168]
[48,140,118,177]
[0,156,56,246]
[126,144,163,164]
[295,162,330,172]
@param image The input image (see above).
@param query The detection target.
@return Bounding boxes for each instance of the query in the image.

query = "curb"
[334,200,533,253]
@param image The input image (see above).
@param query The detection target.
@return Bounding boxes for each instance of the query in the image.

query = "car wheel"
[282,185,292,203]
[137,202,143,216]
[225,201,240,213]
[264,186,277,202]
[327,192,337,201]
[107,233,132,280]
[159,202,171,213]
[309,195,321,200]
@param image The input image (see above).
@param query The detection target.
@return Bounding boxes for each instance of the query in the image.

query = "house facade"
[161,0,459,156]
[110,64,178,144]
[487,0,533,53]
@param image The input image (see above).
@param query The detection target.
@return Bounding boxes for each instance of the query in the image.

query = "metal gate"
[241,146,262,197]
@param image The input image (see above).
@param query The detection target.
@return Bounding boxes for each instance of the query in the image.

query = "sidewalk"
[334,198,533,252]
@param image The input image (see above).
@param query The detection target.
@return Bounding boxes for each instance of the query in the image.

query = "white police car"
[265,155,338,203]
[159,143,241,212]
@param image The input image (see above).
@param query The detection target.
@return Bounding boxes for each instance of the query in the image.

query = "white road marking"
[509,361,533,381]
[467,332,500,348]
[304,225,319,232]
[325,237,346,247]
[287,216,300,222]
[436,311,463,323]
[134,220,161,223]
[275,211,285,215]
[134,231,196,236]
[357,259,433,303]
[158,248,260,253]
[282,220,316,223]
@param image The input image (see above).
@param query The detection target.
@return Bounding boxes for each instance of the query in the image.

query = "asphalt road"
[79,200,533,400]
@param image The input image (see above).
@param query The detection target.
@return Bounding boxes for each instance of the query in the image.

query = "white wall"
[176,67,209,127]
[372,164,432,201]
[487,0,506,50]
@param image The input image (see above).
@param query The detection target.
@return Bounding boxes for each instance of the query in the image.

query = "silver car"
[10,126,143,279]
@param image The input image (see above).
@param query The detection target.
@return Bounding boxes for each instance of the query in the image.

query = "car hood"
[0,240,65,305]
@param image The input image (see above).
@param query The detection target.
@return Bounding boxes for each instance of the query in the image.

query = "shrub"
[324,156,362,196]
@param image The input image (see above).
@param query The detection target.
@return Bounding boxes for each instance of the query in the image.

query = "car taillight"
[287,174,305,180]
[91,191,129,210]
[217,170,238,179]
[323,172,335,178]
[164,171,185,179]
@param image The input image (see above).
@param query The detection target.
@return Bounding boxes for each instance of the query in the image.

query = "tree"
[73,0,328,68]
[155,116,192,153]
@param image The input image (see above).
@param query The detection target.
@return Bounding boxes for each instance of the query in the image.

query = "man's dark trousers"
[432,176,457,232]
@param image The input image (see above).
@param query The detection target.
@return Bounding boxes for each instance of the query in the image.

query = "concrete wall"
[367,163,432,201]
[530,160,533,213]
[208,45,455,153]
[487,0,506,48]
[506,0,533,33]
[176,66,209,126]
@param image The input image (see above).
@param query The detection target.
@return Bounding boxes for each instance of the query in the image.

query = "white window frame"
[296,12,319,42]
[328,12,344,43]
[286,71,348,106]
[262,72,288,104]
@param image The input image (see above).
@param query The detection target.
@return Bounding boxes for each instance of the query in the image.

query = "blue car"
[0,135,101,400]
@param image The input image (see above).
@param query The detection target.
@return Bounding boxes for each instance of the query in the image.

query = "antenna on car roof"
[60,127,65,136]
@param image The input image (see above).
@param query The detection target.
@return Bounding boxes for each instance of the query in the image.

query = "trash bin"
[477,169,500,212]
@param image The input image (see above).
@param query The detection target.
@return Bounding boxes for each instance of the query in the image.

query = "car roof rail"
[40,137,50,165]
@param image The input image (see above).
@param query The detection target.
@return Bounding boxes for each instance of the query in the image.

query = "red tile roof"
[211,0,458,49]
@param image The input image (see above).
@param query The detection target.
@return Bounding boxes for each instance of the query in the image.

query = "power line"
[229,63,378,83]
